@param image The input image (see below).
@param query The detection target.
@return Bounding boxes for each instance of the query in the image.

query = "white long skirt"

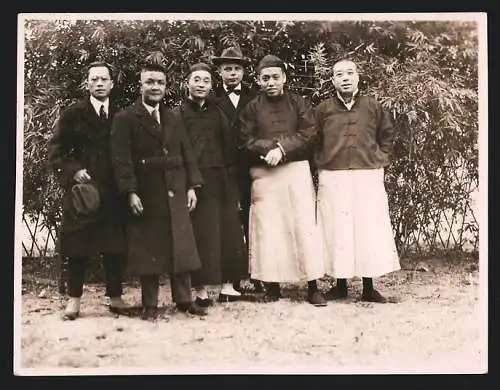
[249,161,325,282]
[317,168,400,278]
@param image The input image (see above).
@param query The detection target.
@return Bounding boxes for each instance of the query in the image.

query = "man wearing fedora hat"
[238,54,327,306]
[48,61,130,320]
[212,46,263,293]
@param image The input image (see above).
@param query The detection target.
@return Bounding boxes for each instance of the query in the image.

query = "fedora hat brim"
[212,56,249,66]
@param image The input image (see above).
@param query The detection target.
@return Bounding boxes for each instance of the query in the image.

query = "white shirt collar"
[224,83,242,93]
[336,89,359,110]
[90,95,109,116]
[142,101,160,115]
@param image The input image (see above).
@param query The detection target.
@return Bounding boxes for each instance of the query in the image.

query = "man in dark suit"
[212,47,263,293]
[48,61,130,320]
[110,62,207,320]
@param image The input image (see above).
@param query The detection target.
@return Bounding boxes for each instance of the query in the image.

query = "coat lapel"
[131,99,164,144]
[80,98,101,127]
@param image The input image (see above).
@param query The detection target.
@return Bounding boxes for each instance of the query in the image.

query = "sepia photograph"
[15,12,487,375]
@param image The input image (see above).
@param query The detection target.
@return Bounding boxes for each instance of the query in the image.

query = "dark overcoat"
[110,99,203,276]
[174,101,248,285]
[213,86,257,208]
[47,98,126,257]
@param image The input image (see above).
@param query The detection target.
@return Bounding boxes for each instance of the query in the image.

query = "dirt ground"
[16,255,486,374]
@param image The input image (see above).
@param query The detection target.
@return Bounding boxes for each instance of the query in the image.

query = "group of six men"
[48,46,400,321]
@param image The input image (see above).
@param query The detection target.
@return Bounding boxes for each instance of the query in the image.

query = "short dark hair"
[86,61,114,79]
[139,62,167,75]
[332,58,359,73]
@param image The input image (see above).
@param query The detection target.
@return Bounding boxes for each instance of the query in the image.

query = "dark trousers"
[140,272,192,308]
[67,253,124,298]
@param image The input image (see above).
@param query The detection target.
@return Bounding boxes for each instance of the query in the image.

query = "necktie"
[99,104,107,120]
[152,108,160,124]
[227,88,241,95]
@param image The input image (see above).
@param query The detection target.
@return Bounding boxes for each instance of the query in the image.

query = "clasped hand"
[262,147,283,166]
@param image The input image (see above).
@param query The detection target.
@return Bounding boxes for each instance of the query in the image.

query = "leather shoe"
[218,293,259,303]
[307,291,327,307]
[109,297,133,315]
[177,302,208,316]
[195,296,214,308]
[325,286,348,300]
[361,289,388,303]
[141,307,158,321]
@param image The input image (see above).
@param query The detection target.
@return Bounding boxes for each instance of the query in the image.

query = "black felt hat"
[70,182,100,220]
[212,47,249,66]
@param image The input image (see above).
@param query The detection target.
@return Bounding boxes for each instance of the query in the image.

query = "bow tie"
[226,88,241,96]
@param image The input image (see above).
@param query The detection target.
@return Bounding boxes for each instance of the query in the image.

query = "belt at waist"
[137,155,184,169]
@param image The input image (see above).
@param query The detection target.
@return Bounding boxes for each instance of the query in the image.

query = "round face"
[139,70,167,105]
[218,63,244,88]
[258,67,286,97]
[187,70,212,100]
[332,60,359,95]
[86,66,113,101]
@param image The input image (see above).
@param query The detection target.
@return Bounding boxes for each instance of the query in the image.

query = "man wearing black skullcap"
[238,55,327,306]
[211,47,263,293]
[48,61,130,320]
[171,62,249,306]
[110,62,207,320]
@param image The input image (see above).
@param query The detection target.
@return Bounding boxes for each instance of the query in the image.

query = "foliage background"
[22,19,479,268]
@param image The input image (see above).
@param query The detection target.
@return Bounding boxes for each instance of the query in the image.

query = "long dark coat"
[110,99,203,276]
[47,98,126,257]
[213,85,258,241]
[174,100,247,285]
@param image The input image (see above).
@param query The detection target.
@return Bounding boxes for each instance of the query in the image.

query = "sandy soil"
[16,256,486,374]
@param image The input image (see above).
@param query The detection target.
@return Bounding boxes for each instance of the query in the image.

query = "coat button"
[168,190,175,197]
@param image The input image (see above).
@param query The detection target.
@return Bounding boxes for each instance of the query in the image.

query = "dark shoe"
[261,291,281,303]
[218,293,241,303]
[361,289,388,304]
[251,279,265,293]
[195,297,214,308]
[109,297,133,315]
[307,291,327,307]
[325,286,348,300]
[218,293,259,303]
[141,307,158,321]
[177,303,208,316]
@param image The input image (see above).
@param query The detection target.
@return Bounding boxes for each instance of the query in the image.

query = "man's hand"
[73,169,91,183]
[187,188,197,211]
[128,193,144,216]
[263,147,283,166]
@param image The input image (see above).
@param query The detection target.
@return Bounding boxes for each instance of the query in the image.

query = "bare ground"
[16,255,486,374]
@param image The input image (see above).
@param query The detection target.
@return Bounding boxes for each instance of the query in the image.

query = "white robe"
[249,161,325,282]
[317,168,400,278]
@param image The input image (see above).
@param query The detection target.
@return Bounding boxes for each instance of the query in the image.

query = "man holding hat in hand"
[238,54,327,306]
[212,46,263,293]
[48,61,130,320]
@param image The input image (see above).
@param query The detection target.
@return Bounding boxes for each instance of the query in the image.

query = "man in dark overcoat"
[175,62,248,306]
[48,61,130,320]
[110,62,207,320]
[211,47,263,293]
